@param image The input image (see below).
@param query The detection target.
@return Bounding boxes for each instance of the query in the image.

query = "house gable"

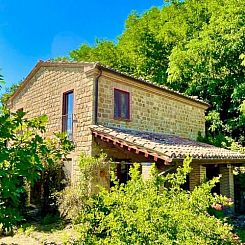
[8,61,96,175]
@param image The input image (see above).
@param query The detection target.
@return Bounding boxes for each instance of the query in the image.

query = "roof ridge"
[8,60,209,107]
[34,60,210,106]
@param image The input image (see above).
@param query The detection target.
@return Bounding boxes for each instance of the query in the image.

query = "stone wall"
[97,71,207,140]
[10,64,95,180]
[220,165,234,201]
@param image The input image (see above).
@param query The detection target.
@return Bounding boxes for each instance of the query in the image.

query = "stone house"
[8,60,245,211]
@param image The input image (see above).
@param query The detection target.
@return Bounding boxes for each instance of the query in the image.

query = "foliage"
[79,153,110,193]
[69,0,245,146]
[40,214,60,225]
[0,109,73,232]
[57,183,87,224]
[0,72,4,88]
[0,82,20,106]
[59,156,236,244]
[38,132,74,217]
[236,228,245,243]
[57,153,110,223]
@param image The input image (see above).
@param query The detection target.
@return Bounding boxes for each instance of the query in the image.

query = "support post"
[141,162,153,180]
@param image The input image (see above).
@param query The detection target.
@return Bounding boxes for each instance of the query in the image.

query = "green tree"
[0,109,73,232]
[0,74,3,84]
[167,0,245,145]
[70,0,245,146]
[0,82,20,106]
[0,72,4,91]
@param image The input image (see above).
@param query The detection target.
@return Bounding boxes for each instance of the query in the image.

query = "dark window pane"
[114,89,130,120]
[62,91,74,140]
[114,90,120,118]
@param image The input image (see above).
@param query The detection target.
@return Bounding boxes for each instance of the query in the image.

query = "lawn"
[0,221,80,245]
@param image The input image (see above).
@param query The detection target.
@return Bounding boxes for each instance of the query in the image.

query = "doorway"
[206,165,220,195]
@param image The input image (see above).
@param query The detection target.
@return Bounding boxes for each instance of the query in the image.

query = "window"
[114,89,130,120]
[62,90,74,140]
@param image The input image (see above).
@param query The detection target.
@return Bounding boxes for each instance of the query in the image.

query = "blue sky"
[0,0,163,93]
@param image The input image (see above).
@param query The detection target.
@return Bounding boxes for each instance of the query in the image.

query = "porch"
[90,125,245,212]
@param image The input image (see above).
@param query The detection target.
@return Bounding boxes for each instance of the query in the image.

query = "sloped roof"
[8,60,209,108]
[93,62,209,107]
[90,125,245,164]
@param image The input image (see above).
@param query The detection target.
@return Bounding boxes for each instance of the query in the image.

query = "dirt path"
[0,223,80,245]
[0,234,40,245]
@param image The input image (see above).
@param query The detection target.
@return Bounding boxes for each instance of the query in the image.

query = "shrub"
[57,183,88,224]
[40,156,70,217]
[41,214,60,225]
[0,109,74,232]
[57,153,111,223]
[66,155,236,244]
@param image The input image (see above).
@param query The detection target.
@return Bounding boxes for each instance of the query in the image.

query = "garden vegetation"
[58,155,237,244]
[0,108,74,233]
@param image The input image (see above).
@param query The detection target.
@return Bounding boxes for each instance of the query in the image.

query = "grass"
[0,220,81,245]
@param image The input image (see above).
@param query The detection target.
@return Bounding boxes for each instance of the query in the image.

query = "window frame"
[62,90,74,139]
[113,88,130,121]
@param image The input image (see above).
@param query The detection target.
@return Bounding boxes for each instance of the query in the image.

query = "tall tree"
[70,0,245,146]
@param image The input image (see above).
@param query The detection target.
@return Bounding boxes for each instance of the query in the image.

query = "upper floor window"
[62,90,74,140]
[114,89,130,120]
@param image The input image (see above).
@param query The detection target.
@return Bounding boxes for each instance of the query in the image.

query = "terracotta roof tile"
[90,125,245,162]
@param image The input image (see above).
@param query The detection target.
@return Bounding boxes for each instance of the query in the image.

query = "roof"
[8,60,209,108]
[90,125,245,164]
[93,62,209,107]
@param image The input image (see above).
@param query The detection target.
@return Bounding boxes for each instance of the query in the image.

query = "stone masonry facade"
[9,63,96,180]
[97,71,207,140]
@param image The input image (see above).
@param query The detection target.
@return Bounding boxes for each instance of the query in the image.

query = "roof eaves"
[90,125,245,162]
[8,60,44,105]
[8,60,209,109]
[8,60,96,105]
[94,63,210,108]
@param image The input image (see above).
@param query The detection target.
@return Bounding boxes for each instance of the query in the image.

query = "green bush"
[40,156,71,217]
[57,153,110,223]
[64,155,236,244]
[41,214,60,225]
[0,109,74,233]
[57,183,88,224]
